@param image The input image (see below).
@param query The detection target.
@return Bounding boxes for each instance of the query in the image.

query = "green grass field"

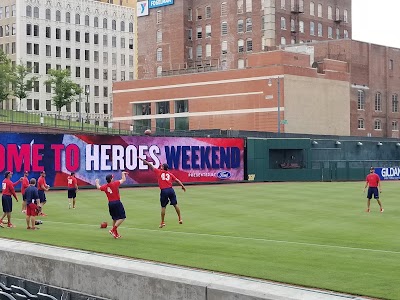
[1,181,400,300]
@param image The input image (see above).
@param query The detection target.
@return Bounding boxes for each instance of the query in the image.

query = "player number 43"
[161,173,170,181]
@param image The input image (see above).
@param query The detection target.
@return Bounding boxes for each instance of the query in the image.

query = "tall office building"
[0,0,135,126]
[136,0,351,79]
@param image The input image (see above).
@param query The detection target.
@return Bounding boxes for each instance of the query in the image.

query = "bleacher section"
[0,274,109,300]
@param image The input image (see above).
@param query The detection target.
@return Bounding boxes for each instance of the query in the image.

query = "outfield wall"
[0,239,364,300]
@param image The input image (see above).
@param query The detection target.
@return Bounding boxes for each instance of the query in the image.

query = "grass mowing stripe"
[12,217,400,256]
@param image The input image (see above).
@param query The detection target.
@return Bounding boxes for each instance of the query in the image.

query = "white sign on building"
[137,1,149,17]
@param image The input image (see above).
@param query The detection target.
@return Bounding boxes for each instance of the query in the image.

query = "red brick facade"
[137,0,352,79]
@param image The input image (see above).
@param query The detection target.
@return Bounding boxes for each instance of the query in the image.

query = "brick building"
[136,0,351,79]
[285,40,400,138]
[113,50,350,136]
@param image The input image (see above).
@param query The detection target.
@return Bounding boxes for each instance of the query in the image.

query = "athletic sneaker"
[31,227,40,230]
[159,222,166,228]
[380,208,384,213]
[0,223,3,228]
[7,223,14,228]
[68,204,71,209]
[109,229,117,239]
[179,219,183,224]
[39,212,47,217]
[115,232,122,239]
[27,226,31,230]
[22,210,26,214]
[366,208,370,213]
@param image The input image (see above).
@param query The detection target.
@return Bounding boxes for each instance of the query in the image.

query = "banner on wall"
[0,133,244,187]
[374,167,400,180]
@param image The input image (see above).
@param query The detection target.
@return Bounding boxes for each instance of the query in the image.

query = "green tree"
[12,63,37,109]
[44,69,82,117]
[0,50,13,104]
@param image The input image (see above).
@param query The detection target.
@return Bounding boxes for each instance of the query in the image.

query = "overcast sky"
[352,0,400,48]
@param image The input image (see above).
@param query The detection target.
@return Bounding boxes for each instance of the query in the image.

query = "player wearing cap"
[0,171,19,228]
[140,158,186,228]
[95,172,127,239]
[364,167,384,213]
[67,172,78,209]
[21,171,30,213]
[37,171,50,216]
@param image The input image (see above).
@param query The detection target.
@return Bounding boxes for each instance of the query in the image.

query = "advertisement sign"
[137,1,149,17]
[149,0,174,9]
[374,167,400,180]
[0,133,244,188]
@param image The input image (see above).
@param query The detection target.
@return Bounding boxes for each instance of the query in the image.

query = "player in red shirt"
[140,158,186,228]
[95,171,127,239]
[67,172,78,209]
[21,171,30,213]
[37,171,50,216]
[363,167,383,213]
[1,171,19,228]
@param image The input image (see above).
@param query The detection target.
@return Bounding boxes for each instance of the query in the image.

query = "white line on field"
[12,218,400,255]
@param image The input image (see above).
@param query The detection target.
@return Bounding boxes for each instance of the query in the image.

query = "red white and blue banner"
[374,167,400,180]
[0,133,244,187]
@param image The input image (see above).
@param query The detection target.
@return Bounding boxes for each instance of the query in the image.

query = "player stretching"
[364,167,383,213]
[67,172,78,209]
[140,158,186,228]
[95,172,127,239]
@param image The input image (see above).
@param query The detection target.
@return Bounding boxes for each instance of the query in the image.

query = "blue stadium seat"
[0,292,16,300]
[10,286,37,299]
[36,293,58,300]
[0,283,11,293]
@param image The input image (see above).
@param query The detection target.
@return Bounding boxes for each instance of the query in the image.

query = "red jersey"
[21,176,29,195]
[154,168,177,190]
[100,181,121,201]
[366,173,380,187]
[37,176,47,190]
[2,179,17,199]
[67,176,77,189]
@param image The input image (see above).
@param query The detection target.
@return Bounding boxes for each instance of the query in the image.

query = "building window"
[156,11,162,24]
[157,101,169,114]
[103,18,107,28]
[46,8,51,20]
[206,44,211,57]
[392,121,398,131]
[26,5,32,17]
[375,93,382,111]
[112,20,116,30]
[336,28,340,39]
[46,100,51,111]
[246,0,253,12]
[75,49,80,59]
[389,59,394,70]
[85,32,90,43]
[317,23,322,37]
[205,6,211,19]
[75,66,80,77]
[328,6,332,19]
[335,7,340,21]
[299,21,304,33]
[112,53,117,65]
[188,47,193,59]
[238,39,244,53]
[66,12,70,23]
[56,28,61,39]
[281,0,286,9]
[358,119,364,129]
[75,31,80,42]
[238,20,244,33]
[196,7,202,20]
[221,41,228,55]
[238,59,245,69]
[85,15,90,26]
[197,26,202,39]
[237,0,244,14]
[156,30,162,43]
[344,10,348,23]
[135,103,151,115]
[392,94,398,113]
[291,19,295,31]
[318,3,322,17]
[46,27,51,38]
[196,45,202,58]
[94,17,99,27]
[344,30,349,38]
[56,46,61,57]
[246,39,253,52]
[157,66,162,77]
[27,99,32,110]
[175,100,188,113]
[310,22,315,35]
[26,24,32,35]
[75,13,80,24]
[246,18,252,32]
[357,90,365,110]
[121,21,125,31]
[34,7,39,18]
[281,17,286,30]
[281,36,286,45]
[221,22,228,35]
[112,36,117,47]
[205,25,211,38]
[374,119,382,130]
[188,8,192,21]
[221,2,228,16]
[328,27,333,39]
[310,2,315,15]
[157,48,162,61]
[129,22,133,32]
[56,10,61,21]
[103,87,109,97]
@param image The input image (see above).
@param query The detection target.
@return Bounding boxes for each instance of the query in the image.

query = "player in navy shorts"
[364,167,384,213]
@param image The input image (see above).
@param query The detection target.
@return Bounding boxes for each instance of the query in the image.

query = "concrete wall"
[284,74,350,135]
[0,239,365,300]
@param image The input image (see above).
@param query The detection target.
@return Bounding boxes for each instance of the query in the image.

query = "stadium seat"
[9,294,26,300]
[0,292,16,300]
[0,284,11,293]
[10,286,37,299]
[36,293,58,300]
